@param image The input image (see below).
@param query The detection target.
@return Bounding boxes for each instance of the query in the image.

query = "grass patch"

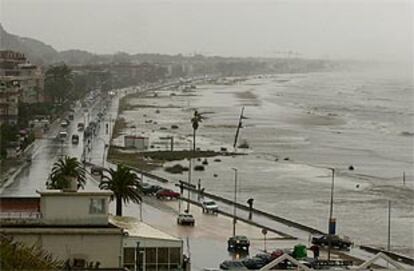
[107,146,161,172]
[107,147,243,172]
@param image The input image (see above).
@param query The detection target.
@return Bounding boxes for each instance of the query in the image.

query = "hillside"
[0,24,60,65]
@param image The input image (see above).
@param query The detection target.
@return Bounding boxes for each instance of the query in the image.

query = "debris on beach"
[214,158,221,162]
[238,140,250,149]
[284,157,290,161]
[349,165,355,170]
[171,125,179,129]
[165,164,189,174]
[202,158,208,165]
[194,165,205,171]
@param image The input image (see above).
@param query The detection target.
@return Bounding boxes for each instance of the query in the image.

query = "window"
[89,198,105,214]
[157,248,168,263]
[169,248,181,264]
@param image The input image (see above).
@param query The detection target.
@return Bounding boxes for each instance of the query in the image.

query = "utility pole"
[403,171,406,186]
[387,200,391,251]
[232,168,238,237]
[327,168,335,261]
[187,158,192,212]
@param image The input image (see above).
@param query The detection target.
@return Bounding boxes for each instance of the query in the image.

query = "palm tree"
[190,110,205,152]
[46,156,86,190]
[99,164,142,216]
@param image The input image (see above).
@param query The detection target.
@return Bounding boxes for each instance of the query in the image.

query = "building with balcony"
[0,78,21,125]
[0,50,45,104]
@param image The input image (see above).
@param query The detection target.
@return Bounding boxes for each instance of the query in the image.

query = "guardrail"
[178,182,325,235]
[360,245,414,266]
[179,196,296,240]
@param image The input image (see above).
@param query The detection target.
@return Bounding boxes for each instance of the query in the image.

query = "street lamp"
[327,167,335,261]
[186,140,192,212]
[232,167,238,237]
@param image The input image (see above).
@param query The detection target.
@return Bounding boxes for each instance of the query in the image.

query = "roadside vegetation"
[0,234,61,270]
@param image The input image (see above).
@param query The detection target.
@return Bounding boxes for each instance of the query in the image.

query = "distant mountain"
[0,24,60,65]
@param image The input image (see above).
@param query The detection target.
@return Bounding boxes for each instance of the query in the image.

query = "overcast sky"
[1,0,412,61]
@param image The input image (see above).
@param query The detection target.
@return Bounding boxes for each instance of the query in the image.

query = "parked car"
[60,120,69,128]
[59,131,68,140]
[91,166,103,176]
[77,122,85,131]
[177,213,195,226]
[201,199,219,214]
[219,260,248,270]
[68,114,74,120]
[311,234,352,250]
[227,235,250,252]
[141,183,162,195]
[241,257,267,270]
[156,189,180,200]
[254,253,274,264]
[71,134,79,144]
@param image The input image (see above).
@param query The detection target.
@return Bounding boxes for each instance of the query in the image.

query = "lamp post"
[327,167,335,261]
[187,140,192,212]
[232,168,238,237]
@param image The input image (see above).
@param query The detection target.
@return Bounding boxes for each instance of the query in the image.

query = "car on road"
[141,183,162,195]
[60,120,69,128]
[68,113,74,120]
[219,260,248,270]
[91,166,104,176]
[227,235,250,252]
[311,234,352,250]
[59,131,68,140]
[177,213,195,226]
[77,122,85,131]
[71,134,79,144]
[201,199,219,214]
[156,189,180,200]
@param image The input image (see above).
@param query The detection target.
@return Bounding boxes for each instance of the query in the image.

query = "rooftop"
[110,216,180,241]
[36,190,113,197]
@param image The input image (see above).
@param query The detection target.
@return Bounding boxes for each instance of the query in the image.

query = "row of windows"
[124,247,181,270]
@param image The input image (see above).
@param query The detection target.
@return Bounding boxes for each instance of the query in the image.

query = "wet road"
[1,95,110,196]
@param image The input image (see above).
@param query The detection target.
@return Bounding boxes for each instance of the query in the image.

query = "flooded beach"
[115,65,414,256]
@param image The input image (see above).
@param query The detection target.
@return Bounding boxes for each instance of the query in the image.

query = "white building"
[125,135,149,150]
[111,216,184,271]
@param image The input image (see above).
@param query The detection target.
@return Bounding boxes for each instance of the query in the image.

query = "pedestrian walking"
[310,244,320,260]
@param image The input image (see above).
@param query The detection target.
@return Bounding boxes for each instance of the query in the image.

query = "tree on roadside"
[99,164,142,216]
[44,64,73,104]
[46,156,86,190]
[190,110,205,152]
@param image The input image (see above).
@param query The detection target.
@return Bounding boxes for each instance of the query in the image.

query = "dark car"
[227,235,250,252]
[311,235,352,250]
[241,257,267,270]
[141,183,162,195]
[254,253,274,264]
[91,166,104,176]
[156,189,180,200]
[219,260,248,270]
